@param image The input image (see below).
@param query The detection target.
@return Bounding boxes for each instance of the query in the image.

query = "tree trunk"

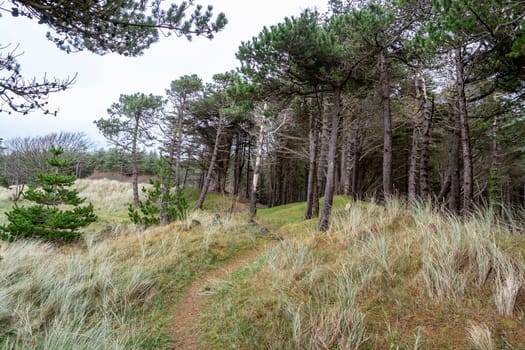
[318,87,341,231]
[380,50,393,198]
[312,170,319,217]
[195,115,224,210]
[131,116,140,208]
[351,124,362,201]
[407,125,419,204]
[317,94,329,199]
[408,77,421,204]
[340,117,351,195]
[271,159,281,207]
[305,101,318,220]
[183,167,189,187]
[280,165,286,205]
[75,162,81,178]
[489,115,499,207]
[233,133,242,195]
[161,127,177,225]
[419,78,433,201]
[343,159,351,196]
[250,115,266,218]
[437,175,450,203]
[216,135,233,193]
[160,184,170,226]
[446,89,461,213]
[246,138,251,199]
[455,47,473,214]
[175,105,184,190]
[198,164,204,188]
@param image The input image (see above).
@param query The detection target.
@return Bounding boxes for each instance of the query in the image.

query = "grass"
[0,221,257,349]
[200,199,525,349]
[257,195,348,231]
[0,179,268,349]
[467,322,494,350]
[0,187,19,225]
[183,187,236,213]
[3,180,525,349]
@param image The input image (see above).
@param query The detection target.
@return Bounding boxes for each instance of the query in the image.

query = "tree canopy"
[5,0,227,55]
[0,0,227,115]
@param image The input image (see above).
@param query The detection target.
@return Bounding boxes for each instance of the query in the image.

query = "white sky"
[0,0,327,148]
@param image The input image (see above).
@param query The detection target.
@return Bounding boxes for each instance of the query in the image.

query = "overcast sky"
[1,0,327,148]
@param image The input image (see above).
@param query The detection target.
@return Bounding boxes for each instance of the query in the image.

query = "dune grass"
[200,200,525,349]
[73,180,232,225]
[0,217,264,349]
[0,187,19,225]
[0,179,268,349]
[3,179,525,349]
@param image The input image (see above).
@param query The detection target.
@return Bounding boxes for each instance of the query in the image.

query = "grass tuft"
[467,321,494,350]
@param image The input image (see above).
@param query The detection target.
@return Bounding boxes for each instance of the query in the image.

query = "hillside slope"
[0,180,267,349]
[201,201,525,349]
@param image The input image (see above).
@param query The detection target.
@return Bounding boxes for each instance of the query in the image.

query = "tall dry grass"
[0,186,15,202]
[0,178,137,211]
[201,199,525,349]
[73,179,138,212]
[0,179,262,349]
[0,221,184,349]
[467,322,494,350]
[410,206,525,314]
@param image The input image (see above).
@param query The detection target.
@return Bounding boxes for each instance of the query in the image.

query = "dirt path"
[171,247,267,349]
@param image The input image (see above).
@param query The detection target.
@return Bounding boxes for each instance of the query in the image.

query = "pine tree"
[128,157,188,227]
[0,146,97,242]
[95,93,164,208]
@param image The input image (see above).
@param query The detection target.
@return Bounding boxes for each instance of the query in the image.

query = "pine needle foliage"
[128,158,188,227]
[0,145,97,242]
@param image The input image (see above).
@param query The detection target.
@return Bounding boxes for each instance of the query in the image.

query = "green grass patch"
[257,195,349,230]
[183,187,235,213]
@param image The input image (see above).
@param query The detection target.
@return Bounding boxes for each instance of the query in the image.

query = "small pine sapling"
[128,157,188,227]
[0,145,97,242]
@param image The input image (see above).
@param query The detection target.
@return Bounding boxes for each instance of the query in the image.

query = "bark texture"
[195,115,224,210]
[380,50,393,198]
[455,47,473,214]
[319,87,341,231]
[249,125,265,218]
[131,114,140,208]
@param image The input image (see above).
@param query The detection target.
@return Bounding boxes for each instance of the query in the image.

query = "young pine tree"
[0,146,97,242]
[128,157,188,227]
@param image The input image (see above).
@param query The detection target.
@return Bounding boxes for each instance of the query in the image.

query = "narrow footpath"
[171,247,268,349]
